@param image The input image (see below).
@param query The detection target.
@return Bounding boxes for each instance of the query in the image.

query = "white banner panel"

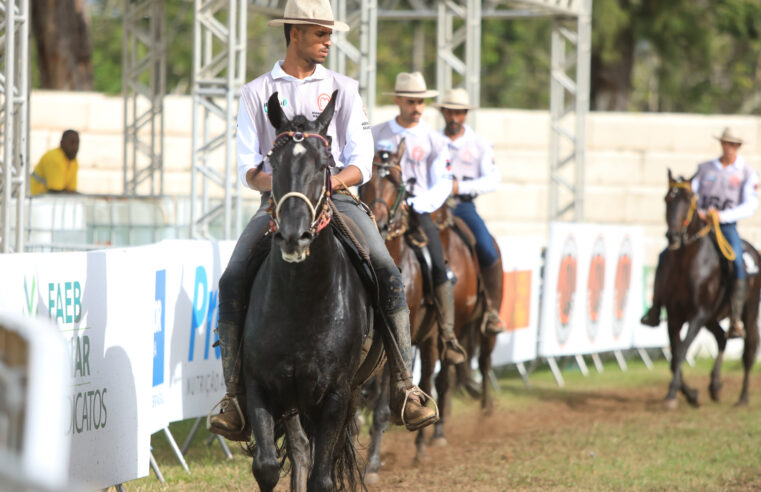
[491,237,543,365]
[155,240,235,423]
[539,223,644,357]
[0,248,154,490]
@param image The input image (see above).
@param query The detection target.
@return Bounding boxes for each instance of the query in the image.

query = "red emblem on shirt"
[730,174,742,188]
[461,149,474,164]
[317,93,332,111]
[410,146,425,162]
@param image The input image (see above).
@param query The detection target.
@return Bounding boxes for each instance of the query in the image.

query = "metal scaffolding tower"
[190,0,247,239]
[122,0,166,196]
[0,0,29,253]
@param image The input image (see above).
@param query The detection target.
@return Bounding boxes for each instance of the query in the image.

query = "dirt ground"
[347,373,759,492]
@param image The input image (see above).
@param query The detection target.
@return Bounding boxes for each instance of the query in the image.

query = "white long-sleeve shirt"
[441,124,499,197]
[690,154,759,223]
[236,61,373,188]
[371,118,452,213]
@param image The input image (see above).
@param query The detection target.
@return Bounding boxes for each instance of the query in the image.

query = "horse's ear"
[397,138,407,161]
[267,92,286,130]
[687,170,699,183]
[667,168,674,183]
[315,89,338,134]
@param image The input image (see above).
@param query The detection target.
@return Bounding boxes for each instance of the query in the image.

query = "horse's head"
[266,90,337,262]
[359,139,412,239]
[665,168,699,250]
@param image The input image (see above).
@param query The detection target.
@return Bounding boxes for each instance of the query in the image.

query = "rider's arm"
[335,84,373,185]
[331,165,363,190]
[408,136,453,213]
[237,97,272,191]
[719,170,759,223]
[456,139,499,197]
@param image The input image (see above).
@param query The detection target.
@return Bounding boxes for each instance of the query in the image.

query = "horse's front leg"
[415,336,437,461]
[704,321,727,402]
[365,368,390,484]
[309,389,351,492]
[666,315,704,409]
[284,413,309,492]
[479,331,496,415]
[738,301,760,405]
[247,384,280,492]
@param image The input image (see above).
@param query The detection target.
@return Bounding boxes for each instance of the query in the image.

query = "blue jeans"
[452,201,498,267]
[719,222,745,279]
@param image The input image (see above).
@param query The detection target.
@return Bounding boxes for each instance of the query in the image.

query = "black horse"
[654,170,760,408]
[242,91,371,491]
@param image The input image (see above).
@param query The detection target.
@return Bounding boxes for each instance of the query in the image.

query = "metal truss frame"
[0,0,29,253]
[122,0,166,197]
[190,0,247,239]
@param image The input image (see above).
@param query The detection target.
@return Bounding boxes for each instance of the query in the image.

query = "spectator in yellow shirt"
[30,130,80,196]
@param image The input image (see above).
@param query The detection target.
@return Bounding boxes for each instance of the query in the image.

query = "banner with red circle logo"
[539,223,644,357]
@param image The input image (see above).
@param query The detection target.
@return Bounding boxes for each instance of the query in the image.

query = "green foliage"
[81,0,761,113]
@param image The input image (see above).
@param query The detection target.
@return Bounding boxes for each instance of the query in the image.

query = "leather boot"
[385,309,439,431]
[207,321,250,441]
[727,277,747,339]
[434,282,467,364]
[481,261,505,335]
[640,305,662,327]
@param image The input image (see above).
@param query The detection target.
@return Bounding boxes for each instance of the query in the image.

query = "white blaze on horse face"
[292,143,306,157]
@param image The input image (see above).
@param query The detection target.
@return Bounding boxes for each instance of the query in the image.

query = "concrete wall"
[30,91,761,262]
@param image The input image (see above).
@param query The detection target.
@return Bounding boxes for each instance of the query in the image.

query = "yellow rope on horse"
[705,210,736,262]
[668,180,736,262]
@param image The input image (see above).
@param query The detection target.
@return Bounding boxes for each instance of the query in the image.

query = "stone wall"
[30,91,761,262]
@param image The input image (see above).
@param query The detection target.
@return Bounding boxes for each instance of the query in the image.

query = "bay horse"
[242,91,372,491]
[358,142,499,481]
[656,170,760,409]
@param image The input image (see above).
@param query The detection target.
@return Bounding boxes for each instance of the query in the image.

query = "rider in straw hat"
[434,88,505,336]
[208,0,438,441]
[373,72,469,366]
[642,127,759,338]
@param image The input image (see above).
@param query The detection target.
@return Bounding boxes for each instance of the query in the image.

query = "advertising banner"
[0,248,154,490]
[154,240,235,423]
[491,237,543,365]
[539,223,644,357]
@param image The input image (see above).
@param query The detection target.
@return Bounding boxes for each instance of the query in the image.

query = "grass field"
[129,354,761,491]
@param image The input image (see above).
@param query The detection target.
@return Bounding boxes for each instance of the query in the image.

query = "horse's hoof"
[709,383,723,402]
[686,390,700,408]
[482,404,495,417]
[430,436,448,448]
[365,472,380,485]
[663,398,678,410]
[734,399,749,407]
[413,451,430,466]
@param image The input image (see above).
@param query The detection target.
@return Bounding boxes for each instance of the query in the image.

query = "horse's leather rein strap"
[669,181,736,261]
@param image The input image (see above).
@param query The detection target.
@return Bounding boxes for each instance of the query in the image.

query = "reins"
[668,181,736,261]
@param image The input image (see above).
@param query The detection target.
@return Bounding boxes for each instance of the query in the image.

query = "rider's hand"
[246,168,272,191]
[330,176,343,190]
[697,209,707,221]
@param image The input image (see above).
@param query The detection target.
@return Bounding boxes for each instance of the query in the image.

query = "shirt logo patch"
[410,146,425,163]
[461,149,474,164]
[262,97,287,113]
[317,93,332,111]
[730,174,742,188]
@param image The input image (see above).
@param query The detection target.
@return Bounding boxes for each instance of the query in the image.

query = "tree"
[31,0,93,90]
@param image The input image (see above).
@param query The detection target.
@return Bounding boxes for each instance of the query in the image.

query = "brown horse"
[653,170,760,408]
[358,142,499,481]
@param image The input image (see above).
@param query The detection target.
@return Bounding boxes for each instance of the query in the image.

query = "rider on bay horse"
[208,0,438,441]
[434,88,505,336]
[642,127,759,338]
[372,72,469,365]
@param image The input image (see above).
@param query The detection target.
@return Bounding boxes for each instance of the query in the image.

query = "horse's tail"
[331,391,365,492]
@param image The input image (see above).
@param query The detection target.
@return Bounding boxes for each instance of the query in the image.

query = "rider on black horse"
[434,88,505,336]
[208,0,438,441]
[372,72,469,366]
[642,127,759,339]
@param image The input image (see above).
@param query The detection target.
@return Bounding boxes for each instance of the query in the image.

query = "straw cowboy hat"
[433,88,476,110]
[714,127,744,145]
[267,0,350,32]
[383,72,438,98]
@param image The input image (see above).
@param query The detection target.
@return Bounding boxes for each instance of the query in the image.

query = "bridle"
[667,180,736,260]
[267,131,333,236]
[369,153,407,239]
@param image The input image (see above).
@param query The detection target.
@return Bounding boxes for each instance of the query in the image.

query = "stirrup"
[206,394,246,433]
[399,386,439,431]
